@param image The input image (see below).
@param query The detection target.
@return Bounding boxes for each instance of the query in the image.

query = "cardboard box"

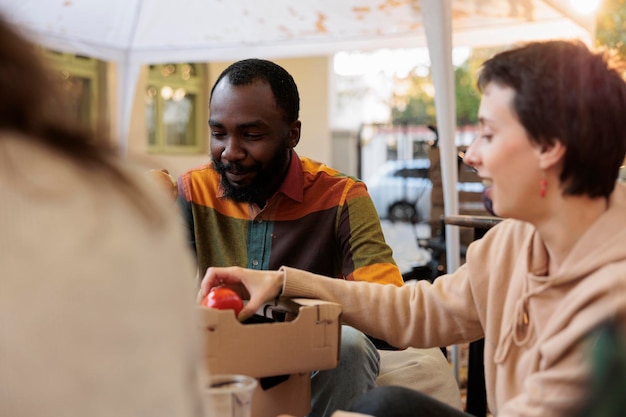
[198,297,342,417]
[250,372,311,417]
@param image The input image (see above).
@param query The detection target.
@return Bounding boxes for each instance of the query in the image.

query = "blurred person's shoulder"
[179,160,215,179]
[0,130,190,239]
[176,160,219,193]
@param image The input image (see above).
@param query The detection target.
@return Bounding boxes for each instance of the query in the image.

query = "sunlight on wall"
[334,47,471,78]
[570,0,601,15]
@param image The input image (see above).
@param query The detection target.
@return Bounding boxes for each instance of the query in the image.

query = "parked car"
[366,159,432,223]
[366,157,487,223]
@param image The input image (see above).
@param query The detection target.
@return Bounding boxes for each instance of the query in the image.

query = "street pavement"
[379,220,432,275]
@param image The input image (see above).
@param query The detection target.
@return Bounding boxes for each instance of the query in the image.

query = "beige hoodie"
[282,183,626,416]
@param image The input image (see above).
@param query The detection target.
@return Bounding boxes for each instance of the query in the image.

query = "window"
[42,50,104,130]
[146,63,205,153]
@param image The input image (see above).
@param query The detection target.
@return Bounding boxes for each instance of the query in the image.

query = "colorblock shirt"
[177,151,403,286]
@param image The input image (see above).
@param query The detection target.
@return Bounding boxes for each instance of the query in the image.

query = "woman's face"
[464,82,544,221]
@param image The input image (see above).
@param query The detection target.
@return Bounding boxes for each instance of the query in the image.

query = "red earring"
[539,178,547,198]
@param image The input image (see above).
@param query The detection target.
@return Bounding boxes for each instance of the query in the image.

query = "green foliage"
[391,0,626,129]
[454,64,480,126]
[595,0,626,58]
[390,70,437,126]
[390,59,483,127]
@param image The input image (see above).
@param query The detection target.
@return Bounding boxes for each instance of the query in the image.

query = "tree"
[391,0,626,129]
[390,57,485,127]
[596,0,626,58]
[390,69,437,126]
[454,64,481,126]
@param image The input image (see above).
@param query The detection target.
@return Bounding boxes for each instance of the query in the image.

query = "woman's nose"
[463,138,480,169]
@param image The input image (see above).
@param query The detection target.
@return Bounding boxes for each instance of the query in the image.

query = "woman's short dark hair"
[210,58,300,123]
[477,40,626,198]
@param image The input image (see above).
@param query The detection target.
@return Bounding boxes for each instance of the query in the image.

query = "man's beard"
[212,149,290,204]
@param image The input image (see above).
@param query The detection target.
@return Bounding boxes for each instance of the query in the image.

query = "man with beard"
[177,58,460,417]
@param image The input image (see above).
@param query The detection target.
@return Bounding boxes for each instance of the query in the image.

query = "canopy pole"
[420,0,461,382]
[116,56,140,157]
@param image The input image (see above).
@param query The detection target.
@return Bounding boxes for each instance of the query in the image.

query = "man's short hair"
[211,58,300,123]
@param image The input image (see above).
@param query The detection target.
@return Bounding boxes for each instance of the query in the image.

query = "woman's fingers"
[198,267,285,322]
[197,266,240,303]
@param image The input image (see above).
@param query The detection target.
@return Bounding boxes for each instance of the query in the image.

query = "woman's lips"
[482,183,496,216]
[479,179,495,215]
[484,185,493,200]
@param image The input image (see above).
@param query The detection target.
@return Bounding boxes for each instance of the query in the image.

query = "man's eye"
[244,133,264,139]
[211,131,226,138]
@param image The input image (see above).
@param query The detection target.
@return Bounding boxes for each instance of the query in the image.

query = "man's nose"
[221,137,245,161]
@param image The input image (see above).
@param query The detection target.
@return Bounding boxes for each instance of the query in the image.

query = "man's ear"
[288,120,301,148]
[538,140,565,170]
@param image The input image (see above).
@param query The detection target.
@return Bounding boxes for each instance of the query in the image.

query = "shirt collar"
[277,150,303,203]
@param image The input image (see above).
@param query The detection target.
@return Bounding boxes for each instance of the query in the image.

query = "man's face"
[209,78,301,204]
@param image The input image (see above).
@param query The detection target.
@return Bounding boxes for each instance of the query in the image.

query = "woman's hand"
[275,413,372,417]
[197,266,284,321]
[276,414,373,417]
[331,412,374,417]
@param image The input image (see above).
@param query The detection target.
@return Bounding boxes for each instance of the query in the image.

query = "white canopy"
[0,0,594,275]
[0,0,593,61]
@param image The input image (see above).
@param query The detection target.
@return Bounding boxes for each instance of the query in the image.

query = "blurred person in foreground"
[199,40,626,417]
[0,15,202,417]
[177,58,461,417]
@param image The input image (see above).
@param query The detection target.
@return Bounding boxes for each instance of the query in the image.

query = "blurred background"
[1,0,623,264]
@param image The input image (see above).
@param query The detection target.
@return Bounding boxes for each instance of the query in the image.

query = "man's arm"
[336,180,404,286]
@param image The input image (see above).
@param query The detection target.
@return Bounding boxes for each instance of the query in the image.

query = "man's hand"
[198,266,284,321]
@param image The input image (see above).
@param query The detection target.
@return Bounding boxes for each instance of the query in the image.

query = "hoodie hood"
[552,184,626,283]
[495,183,626,365]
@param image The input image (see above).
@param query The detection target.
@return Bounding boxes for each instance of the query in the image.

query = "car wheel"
[388,201,417,223]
